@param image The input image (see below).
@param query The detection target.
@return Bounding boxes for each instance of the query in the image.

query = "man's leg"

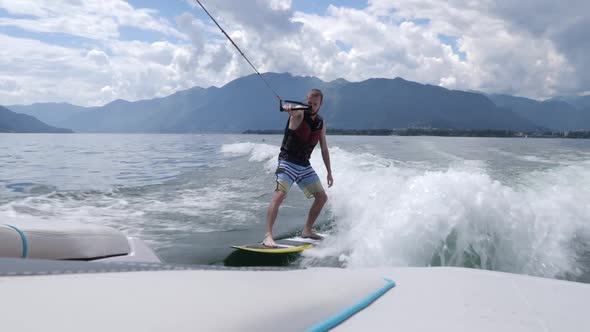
[263,189,287,247]
[264,162,294,247]
[298,169,327,238]
[302,190,327,238]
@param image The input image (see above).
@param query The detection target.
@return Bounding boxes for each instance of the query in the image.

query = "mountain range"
[4,73,590,133]
[487,94,590,131]
[0,105,73,133]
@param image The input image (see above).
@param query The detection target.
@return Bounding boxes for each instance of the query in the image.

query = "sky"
[0,0,588,106]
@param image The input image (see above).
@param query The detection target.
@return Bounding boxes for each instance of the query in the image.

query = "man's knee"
[272,190,287,205]
[314,191,328,204]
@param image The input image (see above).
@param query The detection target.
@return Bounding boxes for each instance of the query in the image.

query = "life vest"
[278,113,324,166]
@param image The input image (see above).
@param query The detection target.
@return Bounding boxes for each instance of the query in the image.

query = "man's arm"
[319,125,333,187]
[283,104,304,130]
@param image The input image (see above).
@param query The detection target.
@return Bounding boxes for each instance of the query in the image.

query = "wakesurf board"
[231,234,325,254]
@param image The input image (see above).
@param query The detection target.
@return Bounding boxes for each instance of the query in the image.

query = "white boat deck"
[336,267,590,332]
[0,261,588,331]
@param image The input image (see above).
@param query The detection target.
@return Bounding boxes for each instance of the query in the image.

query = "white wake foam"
[0,181,264,250]
[221,142,590,279]
[221,142,278,171]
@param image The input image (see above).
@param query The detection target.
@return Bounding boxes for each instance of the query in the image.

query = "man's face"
[307,93,322,113]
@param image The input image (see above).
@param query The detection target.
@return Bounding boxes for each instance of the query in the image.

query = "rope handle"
[279,99,312,112]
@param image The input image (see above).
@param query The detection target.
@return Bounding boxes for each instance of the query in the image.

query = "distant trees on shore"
[243,128,590,138]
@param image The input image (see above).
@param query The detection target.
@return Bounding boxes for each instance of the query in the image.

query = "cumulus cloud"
[0,0,587,106]
[85,49,111,66]
[176,12,205,51]
[0,77,22,99]
[199,0,301,38]
[186,0,587,99]
[366,0,583,96]
[0,34,113,105]
[0,0,182,40]
[486,0,590,91]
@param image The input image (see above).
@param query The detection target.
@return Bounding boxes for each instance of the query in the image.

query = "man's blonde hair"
[308,88,323,102]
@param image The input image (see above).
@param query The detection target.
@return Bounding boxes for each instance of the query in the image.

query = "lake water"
[1,133,590,283]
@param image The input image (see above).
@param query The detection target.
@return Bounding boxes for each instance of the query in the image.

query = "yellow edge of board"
[231,244,313,254]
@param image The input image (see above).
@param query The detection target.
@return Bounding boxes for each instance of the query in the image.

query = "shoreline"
[243,128,590,139]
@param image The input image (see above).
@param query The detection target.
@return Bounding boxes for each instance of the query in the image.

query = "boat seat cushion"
[0,222,130,260]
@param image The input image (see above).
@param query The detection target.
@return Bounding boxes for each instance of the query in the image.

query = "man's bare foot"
[301,230,324,240]
[262,234,278,248]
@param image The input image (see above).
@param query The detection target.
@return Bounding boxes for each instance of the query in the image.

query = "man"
[263,88,333,247]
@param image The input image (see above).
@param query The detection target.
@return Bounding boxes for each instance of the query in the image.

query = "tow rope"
[193,0,311,113]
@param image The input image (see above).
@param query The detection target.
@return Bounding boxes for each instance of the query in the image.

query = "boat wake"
[222,142,590,282]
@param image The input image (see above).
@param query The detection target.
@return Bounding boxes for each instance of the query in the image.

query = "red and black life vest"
[278,113,324,166]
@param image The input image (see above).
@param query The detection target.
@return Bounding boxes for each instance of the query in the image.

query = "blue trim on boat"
[4,225,28,258]
[306,277,396,332]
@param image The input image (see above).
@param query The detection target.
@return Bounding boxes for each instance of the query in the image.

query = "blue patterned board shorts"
[275,160,324,198]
